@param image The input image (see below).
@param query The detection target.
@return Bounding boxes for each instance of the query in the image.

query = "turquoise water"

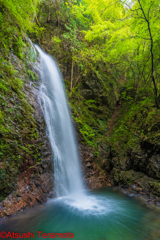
[0,188,160,240]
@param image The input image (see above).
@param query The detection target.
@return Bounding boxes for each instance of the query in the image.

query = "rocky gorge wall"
[0,45,53,218]
[106,102,160,206]
[72,81,160,207]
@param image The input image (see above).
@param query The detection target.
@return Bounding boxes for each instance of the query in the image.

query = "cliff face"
[74,84,160,206]
[0,45,53,218]
[106,102,160,206]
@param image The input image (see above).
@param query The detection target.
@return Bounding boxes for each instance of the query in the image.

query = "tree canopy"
[70,0,160,105]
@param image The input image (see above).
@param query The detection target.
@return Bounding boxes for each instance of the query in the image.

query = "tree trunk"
[47,4,51,23]
[70,57,74,96]
[137,0,159,108]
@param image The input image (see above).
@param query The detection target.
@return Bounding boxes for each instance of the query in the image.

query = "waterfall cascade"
[35,46,110,214]
[35,46,84,197]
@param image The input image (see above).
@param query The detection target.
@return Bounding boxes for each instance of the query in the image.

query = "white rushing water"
[35,46,112,214]
[36,46,84,197]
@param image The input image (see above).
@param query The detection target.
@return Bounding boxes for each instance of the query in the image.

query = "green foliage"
[52,36,62,44]
[0,0,39,57]
[27,69,39,81]
[29,0,160,163]
[71,0,160,103]
[109,97,160,155]
[69,87,108,155]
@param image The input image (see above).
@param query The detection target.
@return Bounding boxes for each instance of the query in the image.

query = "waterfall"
[35,46,84,197]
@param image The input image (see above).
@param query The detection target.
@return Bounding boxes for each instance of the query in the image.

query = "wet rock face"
[147,155,160,179]
[0,159,54,218]
[0,52,54,218]
[79,144,110,190]
[125,147,160,180]
[110,144,160,203]
[110,144,160,180]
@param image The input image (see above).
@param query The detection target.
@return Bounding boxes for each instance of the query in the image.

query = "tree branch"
[137,0,158,107]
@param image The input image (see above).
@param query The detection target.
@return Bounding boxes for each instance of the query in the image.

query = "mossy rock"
[0,45,42,201]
